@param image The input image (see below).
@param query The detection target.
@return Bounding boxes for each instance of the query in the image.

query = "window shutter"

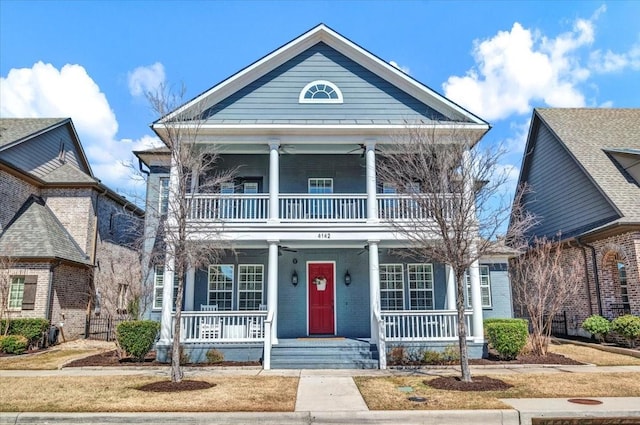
[21,276,38,310]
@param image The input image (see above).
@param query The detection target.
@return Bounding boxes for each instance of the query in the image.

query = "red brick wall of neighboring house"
[50,264,92,340]
[0,170,41,232]
[512,231,639,337]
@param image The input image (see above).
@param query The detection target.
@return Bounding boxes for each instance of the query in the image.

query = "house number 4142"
[317,233,331,239]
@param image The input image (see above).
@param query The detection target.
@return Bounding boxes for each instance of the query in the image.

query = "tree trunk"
[456,271,472,382]
[170,272,185,383]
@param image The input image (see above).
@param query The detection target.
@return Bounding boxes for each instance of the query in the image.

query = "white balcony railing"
[377,194,456,221]
[189,194,269,221]
[380,310,473,341]
[174,311,268,343]
[185,193,456,222]
[279,194,367,221]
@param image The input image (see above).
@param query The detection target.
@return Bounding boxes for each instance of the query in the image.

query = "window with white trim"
[299,80,343,103]
[153,265,179,310]
[8,276,25,309]
[407,264,434,310]
[238,265,264,310]
[617,261,629,305]
[379,264,404,310]
[465,265,492,308]
[159,177,170,215]
[208,265,234,311]
[308,178,333,194]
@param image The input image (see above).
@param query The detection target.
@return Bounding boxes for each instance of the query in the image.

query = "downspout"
[576,238,603,316]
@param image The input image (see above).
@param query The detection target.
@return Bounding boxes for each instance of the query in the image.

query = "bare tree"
[147,84,236,383]
[0,249,18,335]
[509,235,583,356]
[377,125,528,382]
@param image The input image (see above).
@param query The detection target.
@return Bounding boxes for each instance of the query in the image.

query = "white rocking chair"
[199,304,220,339]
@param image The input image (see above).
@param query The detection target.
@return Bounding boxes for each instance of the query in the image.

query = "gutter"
[575,238,603,316]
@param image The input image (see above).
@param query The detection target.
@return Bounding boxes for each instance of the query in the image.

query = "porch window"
[379,264,404,310]
[159,177,169,215]
[8,276,25,309]
[465,265,492,308]
[208,265,234,311]
[153,265,179,310]
[309,178,333,194]
[407,264,434,310]
[238,264,264,310]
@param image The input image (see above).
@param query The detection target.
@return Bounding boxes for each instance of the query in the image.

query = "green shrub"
[441,344,460,363]
[0,318,49,348]
[582,315,611,341]
[0,335,29,355]
[611,315,640,348]
[205,349,224,364]
[485,318,529,360]
[116,320,160,362]
[421,350,442,364]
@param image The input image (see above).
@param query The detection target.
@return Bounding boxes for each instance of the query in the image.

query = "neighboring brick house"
[0,118,144,339]
[515,108,640,336]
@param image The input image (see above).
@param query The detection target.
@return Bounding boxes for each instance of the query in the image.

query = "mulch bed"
[137,380,215,392]
[64,350,260,368]
[389,351,583,367]
[426,376,513,391]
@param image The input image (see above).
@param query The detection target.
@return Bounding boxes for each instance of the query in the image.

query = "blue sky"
[1,1,639,202]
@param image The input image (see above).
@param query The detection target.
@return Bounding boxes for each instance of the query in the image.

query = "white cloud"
[128,62,166,97]
[0,62,163,198]
[589,43,640,73]
[442,12,603,121]
[389,60,411,75]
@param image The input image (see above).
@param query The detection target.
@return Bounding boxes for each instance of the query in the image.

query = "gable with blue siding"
[203,42,449,124]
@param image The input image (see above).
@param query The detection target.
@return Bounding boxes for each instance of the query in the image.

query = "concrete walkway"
[1,365,640,424]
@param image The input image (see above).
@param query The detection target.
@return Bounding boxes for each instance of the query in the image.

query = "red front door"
[308,262,335,334]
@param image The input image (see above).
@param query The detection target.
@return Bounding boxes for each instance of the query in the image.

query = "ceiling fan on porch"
[279,245,297,256]
[347,144,383,158]
[357,244,369,256]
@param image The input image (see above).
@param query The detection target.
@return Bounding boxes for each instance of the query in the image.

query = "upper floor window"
[308,178,333,194]
[299,80,343,104]
[159,177,170,215]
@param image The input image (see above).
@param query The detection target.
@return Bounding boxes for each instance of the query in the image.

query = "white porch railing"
[373,306,387,370]
[263,309,275,370]
[380,310,473,341]
[186,193,458,222]
[189,194,269,221]
[174,311,268,343]
[279,194,367,221]
[377,194,457,221]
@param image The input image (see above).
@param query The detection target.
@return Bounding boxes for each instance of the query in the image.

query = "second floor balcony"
[188,192,457,223]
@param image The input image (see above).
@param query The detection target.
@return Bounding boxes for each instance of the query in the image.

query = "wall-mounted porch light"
[291,270,299,286]
[344,270,352,286]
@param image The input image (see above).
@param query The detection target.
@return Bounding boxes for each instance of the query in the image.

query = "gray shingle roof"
[0,118,68,149]
[41,163,97,184]
[0,196,91,265]
[535,108,640,224]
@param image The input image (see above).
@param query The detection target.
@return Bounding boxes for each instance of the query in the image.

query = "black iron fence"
[85,315,128,341]
[549,311,568,338]
[608,303,631,320]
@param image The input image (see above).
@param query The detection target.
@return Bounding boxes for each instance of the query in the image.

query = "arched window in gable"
[299,80,343,104]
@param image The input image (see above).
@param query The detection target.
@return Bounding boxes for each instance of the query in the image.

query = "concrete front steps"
[271,338,379,369]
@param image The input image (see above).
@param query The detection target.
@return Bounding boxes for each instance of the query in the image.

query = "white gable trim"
[156,24,488,128]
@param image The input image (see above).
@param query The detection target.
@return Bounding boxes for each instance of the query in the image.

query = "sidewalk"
[2,365,640,424]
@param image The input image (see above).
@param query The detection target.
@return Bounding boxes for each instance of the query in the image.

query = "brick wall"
[50,264,92,340]
[2,262,51,321]
[0,170,40,232]
[42,187,95,255]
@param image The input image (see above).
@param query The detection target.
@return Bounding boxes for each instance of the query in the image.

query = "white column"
[159,154,179,344]
[446,264,456,310]
[184,266,195,311]
[365,140,378,223]
[469,249,484,342]
[268,140,280,223]
[267,240,279,344]
[368,240,380,343]
[159,256,175,344]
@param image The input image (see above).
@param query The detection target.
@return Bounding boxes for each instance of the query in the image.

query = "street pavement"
[1,365,640,424]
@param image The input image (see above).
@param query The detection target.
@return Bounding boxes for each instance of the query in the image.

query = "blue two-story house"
[135,24,514,368]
